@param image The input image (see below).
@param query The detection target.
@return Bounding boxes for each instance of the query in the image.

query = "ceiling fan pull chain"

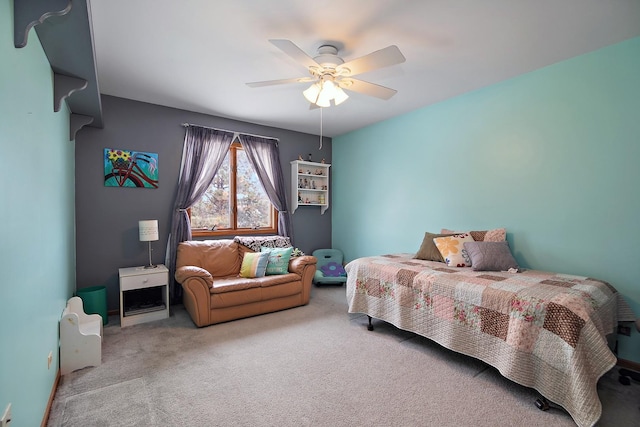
[319,107,323,150]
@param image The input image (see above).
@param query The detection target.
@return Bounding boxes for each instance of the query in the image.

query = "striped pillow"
[239,251,269,278]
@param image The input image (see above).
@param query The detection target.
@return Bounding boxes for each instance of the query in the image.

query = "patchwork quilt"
[345,254,635,427]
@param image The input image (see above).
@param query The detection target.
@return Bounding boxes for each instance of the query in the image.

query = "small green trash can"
[76,285,108,325]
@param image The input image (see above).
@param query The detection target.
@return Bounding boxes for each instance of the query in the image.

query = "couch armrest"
[175,266,213,287]
[288,255,317,275]
[175,266,213,328]
[289,256,317,305]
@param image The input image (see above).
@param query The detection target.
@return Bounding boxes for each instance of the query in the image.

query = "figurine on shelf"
[308,153,312,161]
[298,155,303,161]
[321,158,326,164]
[298,192,302,202]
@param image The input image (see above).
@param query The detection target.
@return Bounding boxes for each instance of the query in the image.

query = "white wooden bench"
[60,296,102,375]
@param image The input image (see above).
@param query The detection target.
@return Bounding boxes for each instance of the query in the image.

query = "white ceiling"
[89,0,640,137]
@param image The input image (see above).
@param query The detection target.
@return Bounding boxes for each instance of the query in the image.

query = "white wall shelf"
[291,160,330,215]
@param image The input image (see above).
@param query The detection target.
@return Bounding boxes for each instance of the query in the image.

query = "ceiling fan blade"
[246,77,315,88]
[269,39,320,70]
[336,45,405,76]
[341,78,397,100]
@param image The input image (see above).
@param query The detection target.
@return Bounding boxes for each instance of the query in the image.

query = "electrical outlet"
[1,403,11,427]
[48,351,53,369]
[618,324,631,336]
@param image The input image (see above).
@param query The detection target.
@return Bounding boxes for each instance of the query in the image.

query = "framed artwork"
[104,148,158,188]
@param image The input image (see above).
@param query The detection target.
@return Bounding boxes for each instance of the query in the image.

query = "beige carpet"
[47,286,639,426]
[61,378,154,426]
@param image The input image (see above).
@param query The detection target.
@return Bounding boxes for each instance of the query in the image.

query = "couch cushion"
[210,280,302,310]
[210,273,299,294]
[176,239,241,278]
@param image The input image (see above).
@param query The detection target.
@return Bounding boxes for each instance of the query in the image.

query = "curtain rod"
[181,122,279,142]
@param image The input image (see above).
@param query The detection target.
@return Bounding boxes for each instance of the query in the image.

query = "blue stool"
[312,249,347,286]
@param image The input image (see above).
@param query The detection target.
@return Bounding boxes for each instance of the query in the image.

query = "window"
[189,142,278,236]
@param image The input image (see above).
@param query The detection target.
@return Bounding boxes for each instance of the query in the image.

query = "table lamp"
[138,220,159,269]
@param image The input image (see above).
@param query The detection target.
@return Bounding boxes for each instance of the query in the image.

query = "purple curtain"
[238,134,293,241]
[168,126,234,300]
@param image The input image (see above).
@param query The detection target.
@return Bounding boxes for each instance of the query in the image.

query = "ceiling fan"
[246,39,406,107]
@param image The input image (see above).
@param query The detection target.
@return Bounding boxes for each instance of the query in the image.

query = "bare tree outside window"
[190,143,276,234]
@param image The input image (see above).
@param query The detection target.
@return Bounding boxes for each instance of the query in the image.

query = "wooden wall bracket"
[54,74,88,113]
[70,114,95,140]
[13,0,72,48]
[14,0,103,140]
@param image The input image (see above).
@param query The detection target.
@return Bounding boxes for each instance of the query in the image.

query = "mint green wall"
[333,37,640,362]
[0,1,76,425]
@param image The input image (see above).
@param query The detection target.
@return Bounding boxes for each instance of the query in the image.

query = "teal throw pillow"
[240,251,269,278]
[260,246,293,275]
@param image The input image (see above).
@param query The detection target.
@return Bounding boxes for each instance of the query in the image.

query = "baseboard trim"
[41,368,60,427]
[617,358,640,372]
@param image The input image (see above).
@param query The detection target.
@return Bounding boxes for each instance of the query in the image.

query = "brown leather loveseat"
[175,239,317,327]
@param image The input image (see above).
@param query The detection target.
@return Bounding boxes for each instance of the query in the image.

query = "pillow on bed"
[433,233,474,267]
[239,251,269,278]
[463,241,519,271]
[441,228,506,242]
[414,232,455,262]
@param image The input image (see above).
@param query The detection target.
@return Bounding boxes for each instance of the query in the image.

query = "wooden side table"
[118,264,169,327]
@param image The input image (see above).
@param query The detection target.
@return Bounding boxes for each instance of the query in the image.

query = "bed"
[345,253,635,427]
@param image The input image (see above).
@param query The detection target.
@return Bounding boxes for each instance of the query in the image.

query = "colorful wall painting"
[104,148,158,188]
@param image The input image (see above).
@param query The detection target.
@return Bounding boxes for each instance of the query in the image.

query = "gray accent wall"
[76,95,331,311]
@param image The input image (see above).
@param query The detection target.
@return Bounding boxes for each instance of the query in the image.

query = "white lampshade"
[320,79,337,99]
[333,86,349,105]
[315,92,331,108]
[304,78,349,107]
[303,83,321,104]
[138,220,159,242]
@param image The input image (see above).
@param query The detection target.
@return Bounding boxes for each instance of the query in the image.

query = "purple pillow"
[320,262,346,277]
[463,241,519,271]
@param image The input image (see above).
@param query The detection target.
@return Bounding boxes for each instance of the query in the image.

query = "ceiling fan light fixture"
[321,78,337,99]
[305,75,348,107]
[249,40,405,108]
[303,83,321,104]
[315,90,332,108]
[333,86,349,105]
